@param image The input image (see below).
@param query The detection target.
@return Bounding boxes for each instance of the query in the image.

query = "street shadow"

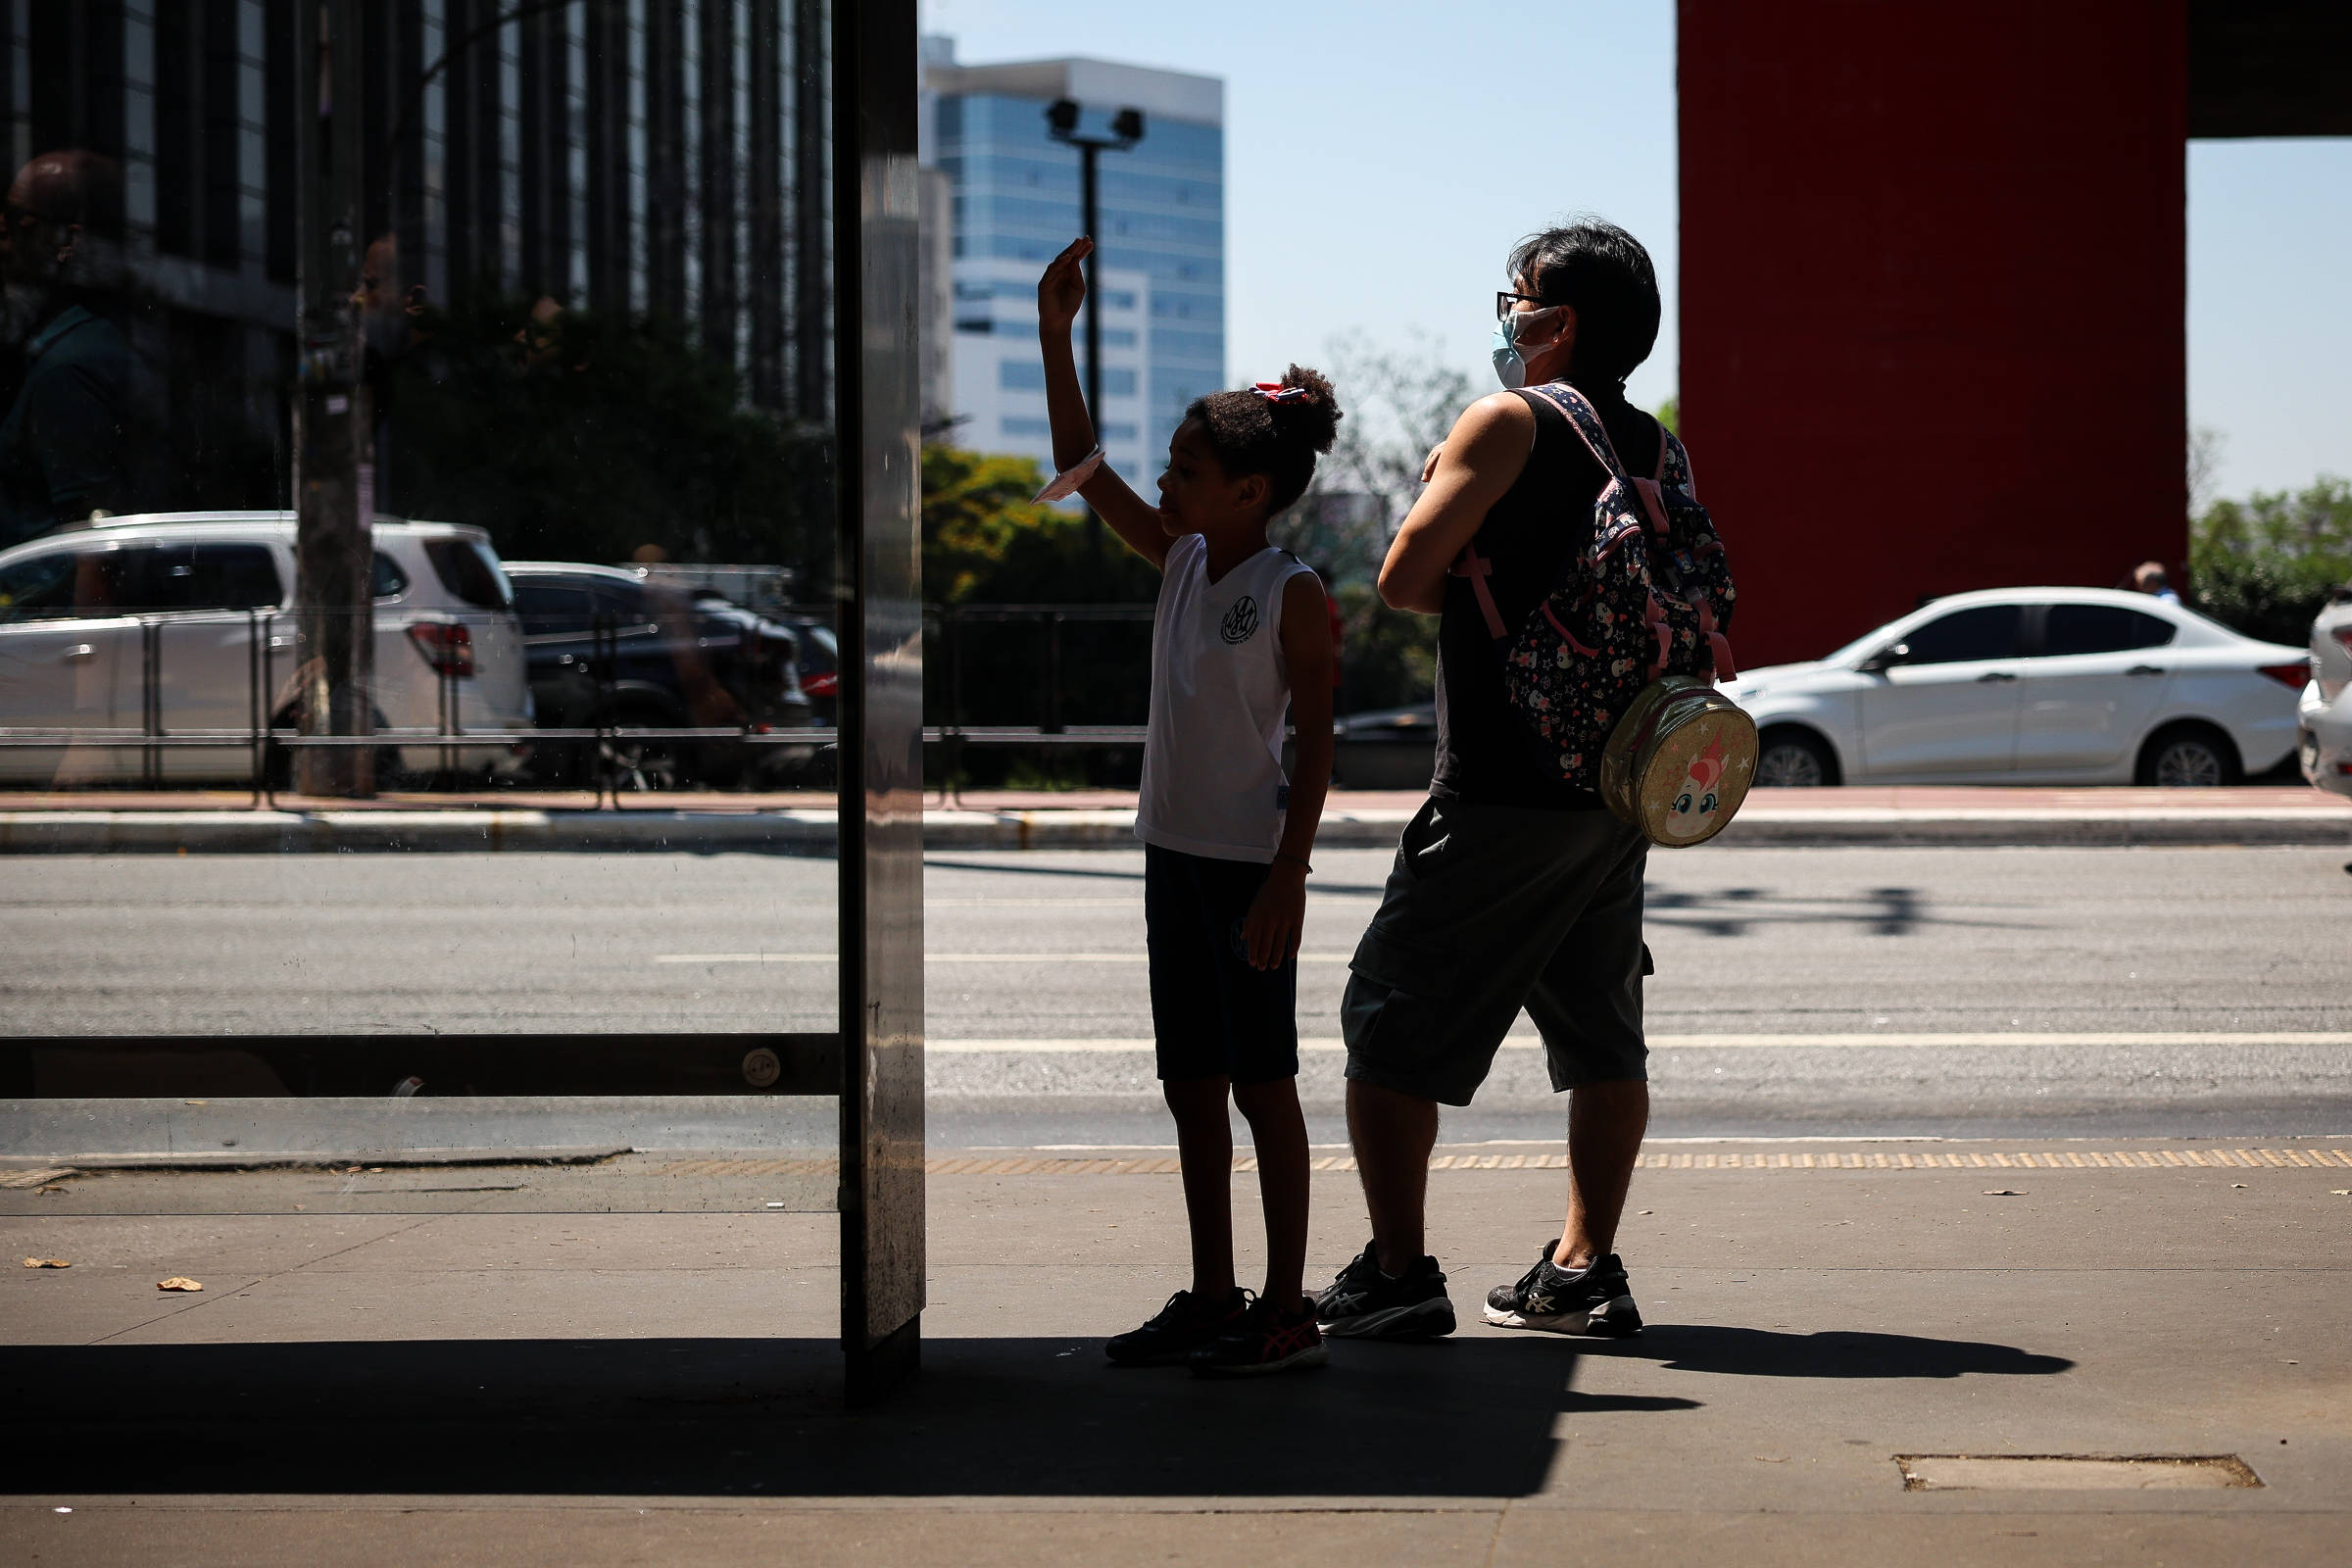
[1583,1325,2074,1379]
[0,1334,1685,1498]
[1642,884,2037,939]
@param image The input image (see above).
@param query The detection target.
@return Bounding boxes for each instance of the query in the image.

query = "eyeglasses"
[2,201,70,232]
[1495,290,1547,321]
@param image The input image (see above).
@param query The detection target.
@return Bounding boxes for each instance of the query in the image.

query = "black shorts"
[1144,843,1299,1084]
[1342,797,1650,1106]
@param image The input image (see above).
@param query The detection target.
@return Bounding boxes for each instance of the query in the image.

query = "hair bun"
[1274,364,1342,454]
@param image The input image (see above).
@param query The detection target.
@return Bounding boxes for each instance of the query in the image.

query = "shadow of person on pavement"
[1579,1324,2073,1379]
[0,1333,1693,1500]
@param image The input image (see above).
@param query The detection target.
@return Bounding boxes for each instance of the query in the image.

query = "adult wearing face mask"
[0,150,152,548]
[1314,220,1667,1346]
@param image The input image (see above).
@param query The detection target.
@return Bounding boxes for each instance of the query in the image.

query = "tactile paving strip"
[653,1147,2352,1179]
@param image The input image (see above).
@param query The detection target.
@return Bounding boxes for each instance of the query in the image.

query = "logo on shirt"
[1220,595,1260,645]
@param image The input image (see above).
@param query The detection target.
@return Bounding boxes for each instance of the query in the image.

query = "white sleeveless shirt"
[1135,534,1316,863]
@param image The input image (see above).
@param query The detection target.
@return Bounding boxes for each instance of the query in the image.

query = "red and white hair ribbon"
[1251,381,1307,404]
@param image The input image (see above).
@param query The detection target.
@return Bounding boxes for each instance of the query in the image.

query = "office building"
[4,1,833,509]
[923,39,1223,482]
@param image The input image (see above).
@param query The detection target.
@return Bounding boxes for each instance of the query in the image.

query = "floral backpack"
[1450,382,1756,846]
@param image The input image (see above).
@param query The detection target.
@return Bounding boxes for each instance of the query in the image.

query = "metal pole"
[1079,140,1102,561]
[1044,611,1063,735]
[248,610,264,808]
[141,620,160,790]
[835,0,925,1406]
[292,0,376,799]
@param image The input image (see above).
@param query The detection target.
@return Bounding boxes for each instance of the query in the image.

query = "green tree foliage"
[385,297,830,567]
[1275,334,1470,713]
[920,443,1157,606]
[2189,474,2352,646]
[920,444,1159,786]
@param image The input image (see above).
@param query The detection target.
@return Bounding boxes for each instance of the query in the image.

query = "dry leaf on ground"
[22,1256,71,1268]
[156,1277,204,1292]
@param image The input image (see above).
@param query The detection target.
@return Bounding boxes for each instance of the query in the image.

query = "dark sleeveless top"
[1429,379,1666,811]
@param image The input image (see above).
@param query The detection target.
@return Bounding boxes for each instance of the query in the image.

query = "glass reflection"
[0,2,849,1207]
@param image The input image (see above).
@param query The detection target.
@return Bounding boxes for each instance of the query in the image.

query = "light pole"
[292,0,374,798]
[1045,98,1144,559]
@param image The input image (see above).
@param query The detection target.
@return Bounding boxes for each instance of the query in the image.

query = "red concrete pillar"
[1679,0,2187,667]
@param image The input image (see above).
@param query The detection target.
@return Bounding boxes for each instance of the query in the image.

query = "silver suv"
[0,512,532,785]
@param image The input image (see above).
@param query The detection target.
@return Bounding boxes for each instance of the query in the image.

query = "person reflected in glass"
[0,150,158,547]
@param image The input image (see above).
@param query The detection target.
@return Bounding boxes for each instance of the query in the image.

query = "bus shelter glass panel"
[0,0,868,1220]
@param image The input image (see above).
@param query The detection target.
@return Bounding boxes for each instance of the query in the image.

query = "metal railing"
[0,600,1325,810]
[0,607,835,810]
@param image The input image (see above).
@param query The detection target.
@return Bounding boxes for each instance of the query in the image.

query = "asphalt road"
[4,845,2349,1152]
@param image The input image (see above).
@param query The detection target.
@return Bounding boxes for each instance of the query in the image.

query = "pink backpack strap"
[1523,382,1629,480]
[1628,477,1672,535]
[1450,547,1507,639]
[1689,595,1738,680]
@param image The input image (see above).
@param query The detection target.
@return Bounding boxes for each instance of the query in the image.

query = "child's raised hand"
[1037,236,1092,334]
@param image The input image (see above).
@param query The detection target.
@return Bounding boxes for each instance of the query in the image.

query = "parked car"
[505,563,813,789]
[0,512,532,786]
[1729,588,2309,786]
[2297,586,2352,799]
[763,612,840,726]
[1332,702,1438,790]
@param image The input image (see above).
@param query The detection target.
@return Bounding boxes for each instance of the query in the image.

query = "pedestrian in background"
[2132,561,2181,604]
[1035,237,1342,1377]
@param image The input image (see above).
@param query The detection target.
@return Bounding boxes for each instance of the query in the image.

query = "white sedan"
[1726,588,2310,787]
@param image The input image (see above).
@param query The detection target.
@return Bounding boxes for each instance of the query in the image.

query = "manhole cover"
[1895,1454,2262,1492]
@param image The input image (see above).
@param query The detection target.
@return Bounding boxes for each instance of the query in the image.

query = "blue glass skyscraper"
[923,40,1225,485]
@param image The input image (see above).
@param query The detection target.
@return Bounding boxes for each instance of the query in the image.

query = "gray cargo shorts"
[1342,796,1650,1107]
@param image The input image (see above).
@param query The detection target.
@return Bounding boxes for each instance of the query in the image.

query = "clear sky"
[924,0,2349,501]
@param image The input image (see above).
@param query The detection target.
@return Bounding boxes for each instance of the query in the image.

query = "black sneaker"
[1483,1242,1643,1337]
[1188,1297,1329,1378]
[1313,1241,1456,1340]
[1105,1288,1249,1367]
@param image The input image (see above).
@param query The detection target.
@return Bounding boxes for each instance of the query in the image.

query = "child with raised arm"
[1036,236,1340,1377]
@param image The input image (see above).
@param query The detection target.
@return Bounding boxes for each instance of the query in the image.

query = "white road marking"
[923,899,1142,906]
[924,1033,2352,1053]
[656,952,1349,964]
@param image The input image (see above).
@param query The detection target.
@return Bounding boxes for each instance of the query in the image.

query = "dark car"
[505,563,814,789]
[1333,702,1438,790]
[775,614,840,726]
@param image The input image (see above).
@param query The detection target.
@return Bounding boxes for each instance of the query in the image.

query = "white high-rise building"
[922,39,1225,484]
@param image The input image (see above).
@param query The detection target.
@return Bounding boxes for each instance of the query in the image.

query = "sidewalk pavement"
[1,784,2346,853]
[4,1138,2347,1565]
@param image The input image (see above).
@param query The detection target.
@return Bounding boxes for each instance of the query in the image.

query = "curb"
[1,806,2346,854]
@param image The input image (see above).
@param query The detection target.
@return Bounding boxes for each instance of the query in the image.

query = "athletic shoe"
[1483,1242,1643,1337]
[1188,1296,1329,1378]
[1313,1241,1457,1340]
[1105,1288,1250,1367]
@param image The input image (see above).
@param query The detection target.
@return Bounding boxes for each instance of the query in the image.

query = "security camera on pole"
[291,0,375,798]
[1044,97,1144,560]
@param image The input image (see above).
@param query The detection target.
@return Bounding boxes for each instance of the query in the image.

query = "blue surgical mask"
[1491,307,1567,389]
[1490,320,1527,390]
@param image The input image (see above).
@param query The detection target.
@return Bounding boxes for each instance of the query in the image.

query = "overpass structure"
[1680,0,2351,666]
